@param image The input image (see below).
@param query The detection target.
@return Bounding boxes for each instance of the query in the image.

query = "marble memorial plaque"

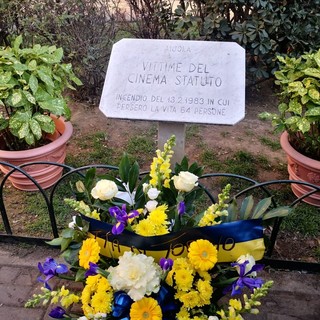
[99,39,245,125]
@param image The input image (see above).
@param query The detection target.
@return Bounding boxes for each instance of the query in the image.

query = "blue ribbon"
[112,291,133,319]
[157,284,180,320]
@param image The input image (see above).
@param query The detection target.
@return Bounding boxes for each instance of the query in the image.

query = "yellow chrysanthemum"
[178,290,201,309]
[97,276,112,292]
[176,306,190,320]
[149,205,168,224]
[188,239,218,271]
[173,257,193,271]
[154,224,170,235]
[197,270,211,281]
[91,291,113,314]
[79,238,101,269]
[81,274,114,317]
[130,297,162,320]
[197,279,213,304]
[81,286,92,305]
[134,219,156,236]
[85,274,100,289]
[174,269,194,291]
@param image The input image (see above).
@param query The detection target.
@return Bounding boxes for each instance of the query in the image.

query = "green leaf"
[61,237,72,252]
[128,161,139,193]
[305,107,320,116]
[0,115,8,130]
[278,103,288,113]
[263,206,292,220]
[0,71,12,84]
[38,98,66,115]
[13,35,22,51]
[239,195,254,220]
[28,60,37,71]
[308,88,320,100]
[75,268,86,282]
[314,50,320,68]
[29,74,38,94]
[25,131,35,145]
[288,100,302,115]
[84,167,96,191]
[29,118,42,140]
[11,91,23,106]
[37,69,54,87]
[46,237,63,246]
[119,153,130,183]
[297,118,311,133]
[61,228,75,238]
[252,197,272,219]
[23,90,36,104]
[304,68,320,79]
[226,199,239,222]
[33,114,55,133]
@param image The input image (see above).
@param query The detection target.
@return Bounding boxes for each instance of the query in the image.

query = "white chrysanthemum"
[107,251,161,301]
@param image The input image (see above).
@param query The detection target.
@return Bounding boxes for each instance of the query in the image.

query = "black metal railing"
[0,161,319,272]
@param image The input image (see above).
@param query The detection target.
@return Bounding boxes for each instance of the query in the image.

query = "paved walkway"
[0,242,319,320]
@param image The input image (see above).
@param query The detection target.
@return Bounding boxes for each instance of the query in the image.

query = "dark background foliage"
[1,0,319,100]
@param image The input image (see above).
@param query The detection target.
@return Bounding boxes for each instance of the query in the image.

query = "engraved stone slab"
[99,39,245,125]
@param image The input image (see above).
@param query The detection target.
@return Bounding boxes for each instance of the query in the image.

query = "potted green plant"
[259,48,320,206]
[0,35,82,190]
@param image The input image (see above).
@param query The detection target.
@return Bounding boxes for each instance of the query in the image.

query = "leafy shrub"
[1,0,120,101]
[125,0,320,84]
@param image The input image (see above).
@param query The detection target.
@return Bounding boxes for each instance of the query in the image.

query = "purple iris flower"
[49,306,66,318]
[109,204,139,235]
[159,258,173,271]
[224,260,264,296]
[177,201,185,215]
[85,262,99,277]
[37,257,68,290]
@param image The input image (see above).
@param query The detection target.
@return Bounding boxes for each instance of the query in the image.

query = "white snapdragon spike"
[236,254,257,277]
[107,251,161,301]
[77,317,88,320]
[145,200,158,212]
[208,317,219,320]
[68,216,82,230]
[91,180,118,201]
[172,171,198,192]
[93,313,107,320]
[147,187,160,200]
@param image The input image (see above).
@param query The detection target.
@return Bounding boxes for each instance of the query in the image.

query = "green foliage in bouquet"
[25,136,289,320]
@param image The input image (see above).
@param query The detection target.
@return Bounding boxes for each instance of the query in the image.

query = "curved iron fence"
[0,161,319,272]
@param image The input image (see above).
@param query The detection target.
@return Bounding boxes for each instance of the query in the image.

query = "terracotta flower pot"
[280,131,320,207]
[0,116,73,191]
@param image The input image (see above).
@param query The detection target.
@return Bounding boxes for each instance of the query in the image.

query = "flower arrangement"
[25,135,286,319]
